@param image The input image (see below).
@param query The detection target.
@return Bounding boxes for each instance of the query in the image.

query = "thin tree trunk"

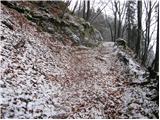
[127,2,132,48]
[86,0,90,21]
[117,19,121,38]
[90,2,109,23]
[142,1,152,64]
[114,1,118,41]
[78,1,81,17]
[152,3,159,72]
[83,0,86,19]
[105,16,114,41]
[71,1,78,14]
[127,22,131,47]
[136,1,142,58]
[117,1,122,38]
[114,11,117,41]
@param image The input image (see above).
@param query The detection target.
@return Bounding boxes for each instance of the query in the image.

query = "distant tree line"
[70,0,159,73]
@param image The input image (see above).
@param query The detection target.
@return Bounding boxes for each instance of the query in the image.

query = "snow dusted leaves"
[0,19,123,118]
[1,4,158,119]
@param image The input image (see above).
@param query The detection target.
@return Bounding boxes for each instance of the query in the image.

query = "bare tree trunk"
[127,21,131,47]
[126,1,132,48]
[105,15,114,41]
[90,1,109,23]
[114,12,117,41]
[154,3,159,72]
[86,0,90,21]
[117,18,121,38]
[78,1,81,17]
[136,0,142,58]
[83,0,86,19]
[114,1,118,41]
[110,0,118,42]
[152,3,159,72]
[117,1,122,38]
[71,1,78,14]
[61,0,71,18]
[125,0,136,48]
[142,1,152,64]
[121,24,127,37]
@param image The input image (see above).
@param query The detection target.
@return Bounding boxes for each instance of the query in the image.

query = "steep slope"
[1,1,103,47]
[0,1,159,119]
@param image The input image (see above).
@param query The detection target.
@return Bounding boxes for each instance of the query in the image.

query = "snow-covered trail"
[0,4,158,119]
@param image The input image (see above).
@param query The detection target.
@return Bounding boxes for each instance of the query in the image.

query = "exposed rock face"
[0,1,158,119]
[1,1,103,47]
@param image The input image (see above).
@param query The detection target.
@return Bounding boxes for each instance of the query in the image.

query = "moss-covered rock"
[62,27,81,44]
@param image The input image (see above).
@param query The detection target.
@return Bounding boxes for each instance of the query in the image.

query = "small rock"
[1,36,6,40]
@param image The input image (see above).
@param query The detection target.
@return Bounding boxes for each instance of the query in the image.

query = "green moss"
[81,24,95,40]
[61,20,69,26]
[51,17,62,27]
[25,13,33,21]
[14,6,32,14]
[90,25,96,33]
[115,39,127,49]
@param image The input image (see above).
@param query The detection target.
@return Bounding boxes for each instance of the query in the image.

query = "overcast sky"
[68,0,114,17]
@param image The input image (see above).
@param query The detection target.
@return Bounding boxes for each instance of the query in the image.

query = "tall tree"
[104,14,114,41]
[154,3,159,72]
[83,0,86,19]
[78,0,81,17]
[142,1,152,64]
[111,0,127,41]
[71,0,78,14]
[90,1,110,23]
[142,0,157,65]
[86,0,90,21]
[113,0,118,41]
[152,3,159,72]
[117,1,126,38]
[125,0,136,48]
[136,0,142,57]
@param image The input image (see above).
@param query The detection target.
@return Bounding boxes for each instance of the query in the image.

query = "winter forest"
[69,0,159,69]
[0,0,159,119]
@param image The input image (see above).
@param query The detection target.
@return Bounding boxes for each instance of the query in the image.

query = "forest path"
[1,4,158,118]
[59,42,124,118]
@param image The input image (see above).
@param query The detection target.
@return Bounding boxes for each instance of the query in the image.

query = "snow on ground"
[0,5,159,119]
[113,46,159,119]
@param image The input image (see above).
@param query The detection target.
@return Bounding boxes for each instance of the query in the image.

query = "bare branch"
[90,0,111,23]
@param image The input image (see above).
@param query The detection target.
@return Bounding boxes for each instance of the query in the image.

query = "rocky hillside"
[1,1,103,47]
[0,1,159,119]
